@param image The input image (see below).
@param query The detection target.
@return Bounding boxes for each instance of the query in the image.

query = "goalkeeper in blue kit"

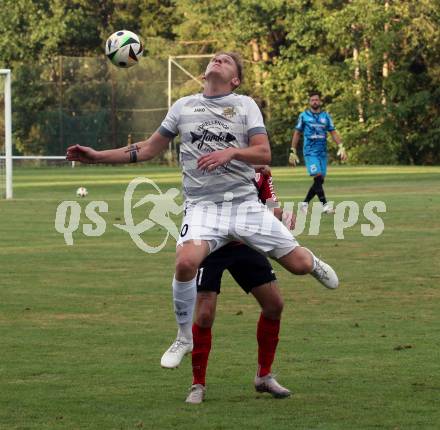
[289,92,347,214]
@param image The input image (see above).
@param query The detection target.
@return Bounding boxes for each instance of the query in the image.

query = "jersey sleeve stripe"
[158,125,178,138]
[248,126,267,137]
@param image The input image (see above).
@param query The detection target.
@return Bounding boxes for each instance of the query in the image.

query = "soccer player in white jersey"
[66,52,339,389]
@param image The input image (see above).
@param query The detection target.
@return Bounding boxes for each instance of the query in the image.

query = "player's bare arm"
[66,131,170,164]
[329,130,347,161]
[197,133,271,171]
[289,130,301,166]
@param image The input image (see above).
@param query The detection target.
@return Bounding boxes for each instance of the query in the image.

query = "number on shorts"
[196,267,204,286]
[180,224,188,237]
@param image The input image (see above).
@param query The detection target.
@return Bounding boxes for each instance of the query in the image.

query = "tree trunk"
[249,39,262,89]
[363,38,373,100]
[353,45,364,123]
[351,23,364,123]
[382,0,390,106]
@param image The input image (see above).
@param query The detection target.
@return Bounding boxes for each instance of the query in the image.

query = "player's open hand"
[288,148,300,167]
[66,144,99,164]
[282,210,296,230]
[337,144,348,162]
[197,148,235,172]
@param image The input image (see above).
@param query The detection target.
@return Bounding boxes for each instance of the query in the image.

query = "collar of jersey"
[202,92,233,99]
[307,110,324,118]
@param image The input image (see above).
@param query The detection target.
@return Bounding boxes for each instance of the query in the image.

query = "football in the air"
[105,30,143,68]
[76,187,88,198]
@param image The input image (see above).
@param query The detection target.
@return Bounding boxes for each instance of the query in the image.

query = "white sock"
[312,255,318,271]
[172,274,196,342]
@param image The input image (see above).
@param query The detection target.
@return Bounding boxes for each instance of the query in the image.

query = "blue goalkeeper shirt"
[295,110,335,156]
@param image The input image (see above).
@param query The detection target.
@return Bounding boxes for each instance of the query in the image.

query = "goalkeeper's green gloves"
[288,147,300,166]
[337,144,347,161]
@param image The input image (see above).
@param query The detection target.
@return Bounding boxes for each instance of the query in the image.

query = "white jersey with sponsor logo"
[158,92,267,205]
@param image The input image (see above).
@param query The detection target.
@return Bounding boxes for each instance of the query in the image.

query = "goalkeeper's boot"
[161,338,193,369]
[322,202,335,214]
[185,384,206,404]
[255,374,291,398]
[310,253,339,289]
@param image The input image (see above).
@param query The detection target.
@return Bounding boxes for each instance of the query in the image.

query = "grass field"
[1,165,439,430]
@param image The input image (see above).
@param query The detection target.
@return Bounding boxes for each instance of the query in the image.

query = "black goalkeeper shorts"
[196,242,277,295]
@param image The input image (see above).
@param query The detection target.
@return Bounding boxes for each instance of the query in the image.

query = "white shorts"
[176,200,298,259]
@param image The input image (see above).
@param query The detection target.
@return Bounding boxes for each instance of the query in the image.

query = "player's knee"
[195,292,216,327]
[175,257,198,280]
[287,247,314,274]
[196,309,215,328]
[314,175,324,185]
[262,297,284,319]
[297,252,314,274]
[303,251,314,272]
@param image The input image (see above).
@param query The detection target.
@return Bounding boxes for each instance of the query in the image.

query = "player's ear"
[231,77,240,88]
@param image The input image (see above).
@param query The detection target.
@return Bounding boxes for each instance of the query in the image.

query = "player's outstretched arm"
[66,132,171,164]
[197,133,271,171]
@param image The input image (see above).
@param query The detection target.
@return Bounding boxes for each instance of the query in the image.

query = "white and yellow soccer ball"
[76,187,88,198]
[105,30,143,68]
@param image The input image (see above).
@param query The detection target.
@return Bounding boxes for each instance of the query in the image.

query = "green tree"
[1,0,439,163]
[0,0,179,154]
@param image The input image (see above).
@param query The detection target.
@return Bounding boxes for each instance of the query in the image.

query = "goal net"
[0,55,213,199]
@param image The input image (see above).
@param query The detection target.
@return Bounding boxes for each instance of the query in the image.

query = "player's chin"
[205,69,223,80]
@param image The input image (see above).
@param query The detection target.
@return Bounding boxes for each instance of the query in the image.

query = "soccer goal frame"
[167,54,214,153]
[1,69,12,199]
[0,70,77,199]
[167,54,214,109]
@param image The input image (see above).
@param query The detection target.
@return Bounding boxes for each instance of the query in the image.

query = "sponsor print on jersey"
[190,129,236,150]
[223,106,237,118]
[189,120,238,175]
[310,133,326,140]
[190,119,237,148]
[309,122,326,130]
